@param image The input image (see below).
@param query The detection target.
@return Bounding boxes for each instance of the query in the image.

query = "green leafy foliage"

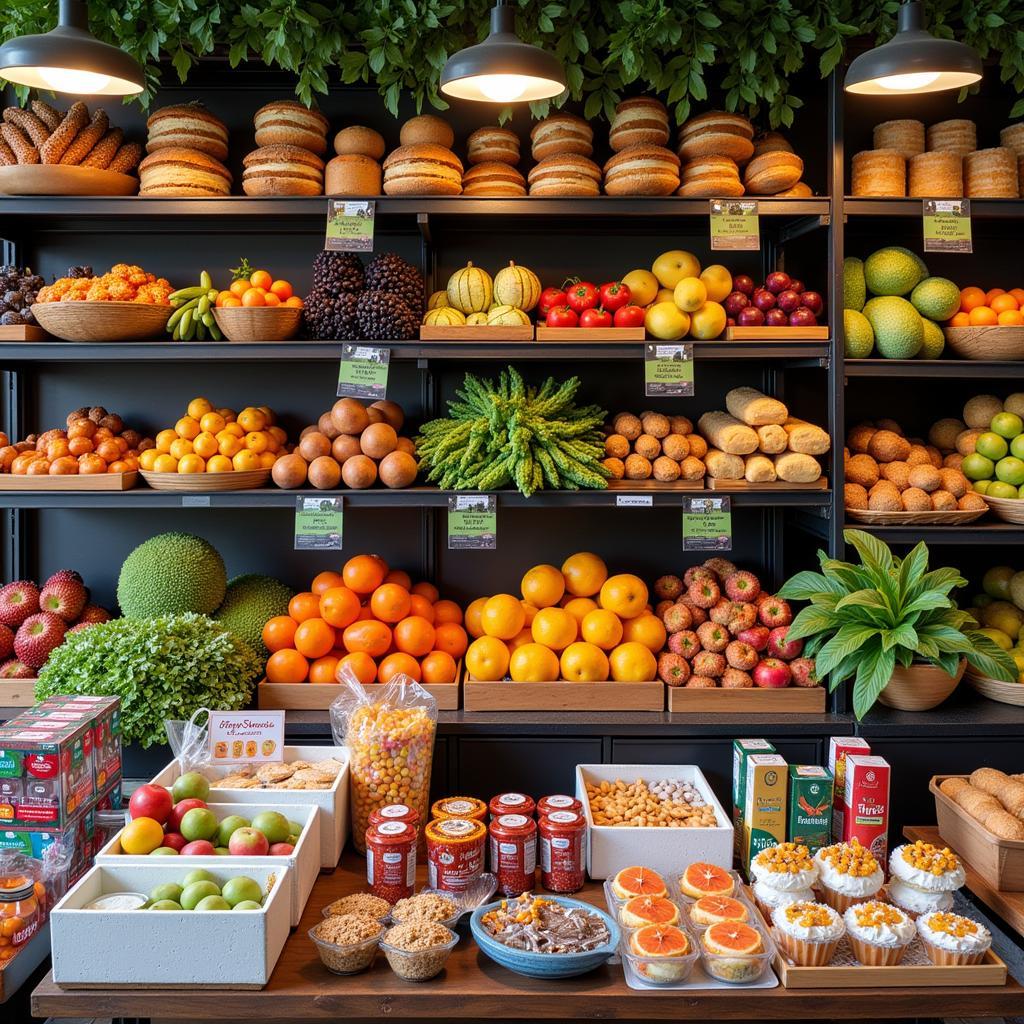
[35,613,262,748]
[3,2,1019,123]
[778,529,1017,719]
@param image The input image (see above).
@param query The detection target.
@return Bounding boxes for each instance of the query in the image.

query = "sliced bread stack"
[528,112,601,196]
[243,100,328,196]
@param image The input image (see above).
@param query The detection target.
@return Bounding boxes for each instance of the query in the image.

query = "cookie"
[256,763,295,784]
[107,141,143,174]
[30,100,61,133]
[40,102,88,164]
[1,123,38,164]
[60,109,110,165]
[3,107,51,147]
[81,128,123,169]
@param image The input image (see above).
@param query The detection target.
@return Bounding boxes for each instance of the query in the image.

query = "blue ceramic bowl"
[470,895,620,979]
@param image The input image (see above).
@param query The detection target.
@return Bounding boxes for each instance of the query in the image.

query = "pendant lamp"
[440,0,565,103]
[0,0,145,96]
[845,1,981,95]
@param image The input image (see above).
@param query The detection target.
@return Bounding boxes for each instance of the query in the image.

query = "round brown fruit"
[370,400,404,432]
[100,414,123,434]
[331,398,370,435]
[366,406,385,425]
[308,455,342,490]
[332,434,362,464]
[341,453,377,489]
[396,437,416,456]
[299,425,317,439]
[271,452,308,489]
[378,450,418,489]
[298,432,332,461]
[360,422,398,459]
[317,412,340,440]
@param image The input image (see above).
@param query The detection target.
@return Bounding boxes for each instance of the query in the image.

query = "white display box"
[150,744,348,869]
[95,802,319,927]
[50,862,290,988]
[575,763,733,881]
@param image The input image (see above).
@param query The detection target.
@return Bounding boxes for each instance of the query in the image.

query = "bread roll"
[774,451,821,483]
[705,448,744,480]
[744,454,776,483]
[939,777,969,800]
[697,411,759,455]
[725,386,788,426]
[325,154,381,195]
[984,809,1024,840]
[970,767,1010,795]
[783,417,830,455]
[755,424,788,454]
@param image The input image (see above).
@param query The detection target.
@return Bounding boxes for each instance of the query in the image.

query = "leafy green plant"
[36,613,262,747]
[778,529,1016,719]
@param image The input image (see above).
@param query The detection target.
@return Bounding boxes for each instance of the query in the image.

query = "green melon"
[864,247,927,297]
[911,277,961,321]
[918,318,946,360]
[843,257,866,311]
[843,309,874,358]
[863,296,924,359]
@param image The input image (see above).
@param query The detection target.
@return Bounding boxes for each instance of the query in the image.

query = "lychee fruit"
[721,667,753,688]
[67,622,94,635]
[696,621,729,653]
[662,602,693,634]
[0,624,12,660]
[683,565,716,588]
[724,570,761,602]
[758,596,793,628]
[667,629,700,658]
[0,581,40,628]
[790,657,819,687]
[655,599,673,619]
[77,604,112,624]
[43,568,83,588]
[709,599,737,626]
[678,594,708,625]
[703,557,737,579]
[14,612,67,669]
[0,658,34,679]
[692,650,726,677]
[653,575,683,601]
[685,675,716,688]
[39,578,87,622]
[727,601,758,634]
[725,640,757,671]
[687,576,721,609]
[658,652,690,686]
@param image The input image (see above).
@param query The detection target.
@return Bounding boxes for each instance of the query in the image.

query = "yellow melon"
[447,261,493,314]
[493,261,541,312]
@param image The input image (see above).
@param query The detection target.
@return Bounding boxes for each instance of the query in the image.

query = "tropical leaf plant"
[777,529,1016,720]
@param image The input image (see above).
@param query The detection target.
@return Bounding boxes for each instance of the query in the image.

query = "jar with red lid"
[489,814,537,896]
[489,792,536,820]
[431,796,487,822]
[537,794,582,818]
[538,810,586,893]
[369,803,421,832]
[425,818,487,893]
[365,821,417,903]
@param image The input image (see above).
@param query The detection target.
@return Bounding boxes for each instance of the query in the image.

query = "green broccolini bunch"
[416,367,609,497]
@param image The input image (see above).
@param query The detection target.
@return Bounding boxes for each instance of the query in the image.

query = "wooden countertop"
[32,853,1024,1021]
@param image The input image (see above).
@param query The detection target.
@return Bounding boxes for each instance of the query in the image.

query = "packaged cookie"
[851,149,905,197]
[908,151,963,198]
[873,120,924,160]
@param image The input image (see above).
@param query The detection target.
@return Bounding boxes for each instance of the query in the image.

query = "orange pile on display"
[949,286,1024,327]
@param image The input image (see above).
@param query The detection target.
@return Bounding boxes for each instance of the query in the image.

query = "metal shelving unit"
[845,359,1024,379]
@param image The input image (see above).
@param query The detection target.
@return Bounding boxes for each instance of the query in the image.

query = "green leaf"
[965,632,1018,682]
[881,623,917,651]
[785,604,838,643]
[815,623,879,677]
[896,541,929,600]
[778,570,836,600]
[852,642,896,720]
[836,589,891,617]
[844,528,894,576]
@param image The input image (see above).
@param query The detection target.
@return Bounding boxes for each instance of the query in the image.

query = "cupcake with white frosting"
[917,911,991,966]
[886,879,954,921]
[814,838,884,913]
[771,899,845,966]
[844,900,916,966]
[749,842,818,918]
[889,841,966,892]
[751,878,814,917]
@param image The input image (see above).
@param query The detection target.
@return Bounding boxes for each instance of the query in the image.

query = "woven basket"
[846,507,987,526]
[31,301,170,342]
[965,667,1024,706]
[213,306,302,343]
[981,494,1024,524]
[877,659,965,711]
[944,326,1024,361]
[140,469,270,491]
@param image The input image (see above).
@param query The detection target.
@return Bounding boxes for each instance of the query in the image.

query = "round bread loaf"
[603,144,679,195]
[999,123,1024,159]
[873,119,924,160]
[609,97,670,152]
[908,151,962,198]
[462,161,526,196]
[527,153,601,196]
[774,181,812,198]
[333,126,386,159]
[138,147,232,197]
[677,156,744,197]
[926,119,976,156]
[326,154,382,195]
[254,100,329,154]
[383,143,463,195]
[752,131,793,157]
[530,113,593,160]
[677,112,754,164]
[242,144,325,196]
[146,103,229,161]
[466,126,520,166]
[400,115,454,148]
[743,150,803,194]
[965,147,1019,198]
[851,149,905,197]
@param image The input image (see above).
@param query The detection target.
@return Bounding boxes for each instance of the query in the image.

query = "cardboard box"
[742,753,788,874]
[841,754,891,864]
[787,765,833,854]
[0,813,94,889]
[828,737,870,840]
[731,739,776,859]
[26,696,122,789]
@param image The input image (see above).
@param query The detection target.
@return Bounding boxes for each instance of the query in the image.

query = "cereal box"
[827,737,871,839]
[787,765,833,854]
[841,754,891,864]
[731,739,775,858]
[741,752,788,875]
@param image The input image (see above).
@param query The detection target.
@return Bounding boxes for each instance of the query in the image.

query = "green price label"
[338,344,389,400]
[682,495,732,551]
[294,496,344,551]
[325,199,375,252]
[448,494,497,550]
[710,199,760,250]
[922,199,971,253]
[645,343,694,397]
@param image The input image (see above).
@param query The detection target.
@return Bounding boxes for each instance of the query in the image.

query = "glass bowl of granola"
[309,913,384,975]
[380,921,459,981]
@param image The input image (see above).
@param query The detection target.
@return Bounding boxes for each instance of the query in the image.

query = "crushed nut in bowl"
[309,913,384,975]
[390,891,460,927]
[380,921,459,981]
[322,893,392,921]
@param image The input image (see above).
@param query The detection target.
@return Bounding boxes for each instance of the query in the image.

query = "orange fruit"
[187,398,213,419]
[119,816,165,855]
[560,551,608,597]
[433,599,463,625]
[521,601,539,626]
[294,617,336,659]
[991,292,1019,313]
[152,453,178,472]
[985,287,1006,304]
[691,895,748,924]
[959,286,987,312]
[217,434,242,458]
[177,453,205,474]
[319,586,361,629]
[343,554,388,594]
[394,615,436,657]
[229,279,249,298]
[245,431,269,453]
[999,310,1024,326]
[621,612,667,653]
[421,650,457,684]
[206,454,233,473]
[309,655,340,684]
[703,922,763,956]
[620,896,681,929]
[174,416,201,440]
[384,568,412,589]
[343,619,392,657]
[270,279,293,300]
[599,574,649,619]
[465,635,510,681]
[949,311,971,327]
[465,597,488,638]
[232,449,260,472]
[378,652,421,684]
[192,431,218,458]
[266,648,309,683]
[312,570,343,595]
[220,295,242,308]
[262,615,297,653]
[680,862,735,899]
[288,591,321,622]
[155,428,177,453]
[237,407,267,432]
[337,651,377,685]
[263,292,281,307]
[199,411,226,434]
[609,641,657,682]
[434,621,468,659]
[559,641,610,682]
[370,583,412,623]
[581,608,624,650]
[629,925,689,957]
[563,597,598,626]
[481,594,526,640]
[408,593,436,623]
[1011,288,1024,306]
[356,603,374,621]
[241,287,265,307]
[250,269,273,291]
[284,295,304,308]
[612,866,668,899]
[411,581,440,603]
[530,606,577,651]
[520,564,566,608]
[506,627,534,653]
[509,643,560,682]
[969,305,998,326]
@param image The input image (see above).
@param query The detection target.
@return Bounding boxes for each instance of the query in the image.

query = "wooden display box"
[419,325,533,341]
[667,685,826,713]
[463,671,663,712]
[0,471,137,490]
[0,324,47,341]
[0,678,38,706]
[607,479,704,491]
[535,327,645,342]
[724,326,829,340]
[257,676,460,711]
[930,775,1024,891]
[706,477,828,491]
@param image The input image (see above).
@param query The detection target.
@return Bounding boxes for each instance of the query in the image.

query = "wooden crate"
[419,325,533,341]
[706,477,829,491]
[258,675,459,711]
[0,324,47,341]
[930,775,1024,891]
[534,327,645,342]
[0,471,137,490]
[463,672,663,712]
[0,678,38,706]
[668,686,826,713]
[724,326,829,340]
[606,479,704,491]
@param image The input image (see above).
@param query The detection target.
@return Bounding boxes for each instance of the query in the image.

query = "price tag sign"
[181,495,211,507]
[325,199,375,251]
[338,344,389,400]
[209,711,285,764]
[448,494,497,549]
[682,495,732,551]
[710,199,760,250]
[615,494,653,507]
[922,199,972,253]
[294,496,344,550]
[645,343,694,397]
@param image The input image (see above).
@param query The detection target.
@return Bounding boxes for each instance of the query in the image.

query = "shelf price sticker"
[338,344,389,400]
[448,494,497,550]
[645,343,694,397]
[682,495,732,551]
[209,711,284,764]
[709,199,760,250]
[922,199,972,253]
[325,199,375,252]
[615,494,653,507]
[294,496,344,550]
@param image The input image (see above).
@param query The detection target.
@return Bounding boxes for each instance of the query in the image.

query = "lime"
[976,432,1009,460]
[961,452,995,481]
[991,412,1024,439]
[987,481,1019,499]
[996,456,1024,486]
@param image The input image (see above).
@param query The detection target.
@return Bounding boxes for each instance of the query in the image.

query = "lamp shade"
[441,3,565,103]
[845,1,981,95]
[0,0,145,96]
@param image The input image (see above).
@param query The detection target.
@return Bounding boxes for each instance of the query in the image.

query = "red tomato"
[539,287,568,315]
[566,281,599,312]
[545,305,579,328]
[599,281,631,311]
[128,784,173,824]
[613,304,646,327]
[579,307,613,328]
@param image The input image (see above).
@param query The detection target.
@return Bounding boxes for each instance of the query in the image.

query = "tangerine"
[481,594,527,640]
[969,305,998,326]
[465,635,510,681]
[959,286,987,312]
[294,617,336,659]
[343,554,388,594]
[249,269,273,291]
[434,621,468,659]
[343,619,392,657]
[408,593,436,623]
[560,551,608,597]
[263,615,298,653]
[241,287,265,307]
[411,581,439,603]
[288,591,321,622]
[229,279,249,298]
[609,641,657,682]
[465,597,488,637]
[433,599,463,625]
[531,606,578,651]
[509,642,561,682]
[270,279,293,300]
[394,615,436,657]
[337,651,377,685]
[421,650,457,684]
[120,816,165,855]
[559,641,610,682]
[319,586,361,629]
[520,564,566,608]
[506,627,534,652]
[312,570,343,595]
[384,568,412,589]
[999,310,1024,325]
[563,596,598,626]
[309,655,340,684]
[949,311,971,327]
[370,583,412,623]
[378,652,421,684]
[991,292,1019,313]
[266,648,309,683]
[1011,288,1024,306]
[520,601,539,626]
[581,608,623,650]
[986,287,1006,304]
[621,612,668,653]
[599,573,649,619]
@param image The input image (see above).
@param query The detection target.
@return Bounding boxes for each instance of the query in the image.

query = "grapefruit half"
[679,861,735,899]
[611,865,668,900]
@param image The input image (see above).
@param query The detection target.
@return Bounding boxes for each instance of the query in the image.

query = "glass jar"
[489,814,537,896]
[538,810,586,893]
[0,875,43,956]
[489,792,536,821]
[431,796,487,822]
[425,818,487,893]
[537,794,582,818]
[365,821,417,904]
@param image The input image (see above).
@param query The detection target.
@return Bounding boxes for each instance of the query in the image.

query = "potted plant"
[778,529,1016,718]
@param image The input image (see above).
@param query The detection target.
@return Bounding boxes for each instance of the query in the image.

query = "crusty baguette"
[783,417,830,455]
[744,454,776,482]
[697,410,758,455]
[756,423,788,454]
[725,386,788,426]
[704,448,745,479]
[774,451,821,483]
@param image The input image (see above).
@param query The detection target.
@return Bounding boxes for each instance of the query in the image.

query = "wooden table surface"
[32,853,1024,1022]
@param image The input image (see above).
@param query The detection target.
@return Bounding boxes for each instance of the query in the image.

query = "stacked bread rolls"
[140,103,230,196]
[463,126,525,196]
[602,411,707,482]
[528,112,600,196]
[939,769,1024,841]
[603,98,679,195]
[384,115,463,195]
[243,100,327,196]
[328,126,385,195]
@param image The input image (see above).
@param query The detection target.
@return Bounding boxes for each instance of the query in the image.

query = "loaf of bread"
[774,451,821,483]
[704,448,745,479]
[972,767,1024,816]
[726,386,788,426]
[944,773,1024,840]
[756,424,788,454]
[783,417,830,455]
[697,411,758,455]
[744,454,776,483]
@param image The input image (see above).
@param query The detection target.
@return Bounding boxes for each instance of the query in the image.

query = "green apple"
[149,899,182,910]
[214,846,230,855]
[180,807,219,842]
[991,411,1024,439]
[997,456,1024,486]
[216,814,250,848]
[183,869,215,887]
[976,432,1009,460]
[983,567,1015,599]
[1011,435,1024,460]
[250,811,291,844]
[149,847,178,856]
[222,876,263,907]
[987,481,1019,499]
[974,480,991,494]
[171,770,210,803]
[181,880,221,909]
[232,900,263,910]
[150,882,183,903]
[962,453,995,481]
[195,895,231,911]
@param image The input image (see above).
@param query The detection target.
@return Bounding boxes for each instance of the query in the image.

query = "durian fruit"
[355,290,419,341]
[365,252,424,313]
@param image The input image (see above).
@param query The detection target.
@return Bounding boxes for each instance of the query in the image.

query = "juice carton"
[828,737,871,839]
[787,765,833,854]
[742,752,788,875]
[731,739,776,858]
[842,754,891,864]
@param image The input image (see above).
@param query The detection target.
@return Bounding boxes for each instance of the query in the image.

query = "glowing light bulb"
[875,71,941,92]
[38,66,112,93]
[477,75,529,102]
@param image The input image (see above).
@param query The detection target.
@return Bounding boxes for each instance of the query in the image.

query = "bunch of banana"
[167,271,221,341]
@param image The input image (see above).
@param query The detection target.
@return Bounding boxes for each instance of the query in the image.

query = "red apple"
[768,625,804,659]
[753,657,792,688]
[790,657,818,687]
[181,840,216,856]
[733,274,755,295]
[776,289,802,314]
[724,291,750,316]
[167,798,207,833]
[764,308,788,327]
[758,596,793,628]
[128,784,173,825]
[161,831,187,852]
[752,288,776,311]
[736,306,765,327]
[228,827,270,857]
[737,625,770,652]
[765,271,791,294]
[789,307,818,327]
[789,279,805,294]
[800,290,823,314]
[268,842,295,856]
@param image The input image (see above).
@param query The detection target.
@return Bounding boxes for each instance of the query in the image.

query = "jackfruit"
[213,574,294,658]
[864,247,926,296]
[843,257,866,311]
[117,532,226,618]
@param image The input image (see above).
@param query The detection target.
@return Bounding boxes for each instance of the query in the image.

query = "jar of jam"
[537,794,582,818]
[538,810,586,893]
[0,875,43,955]
[369,803,421,832]
[489,792,536,821]
[365,821,417,903]
[425,818,487,893]
[489,814,537,896]
[431,796,487,822]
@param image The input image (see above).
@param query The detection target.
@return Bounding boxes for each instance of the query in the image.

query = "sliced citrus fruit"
[690,895,748,926]
[629,924,689,957]
[702,921,763,956]
[611,865,667,900]
[620,895,680,929]
[679,861,735,899]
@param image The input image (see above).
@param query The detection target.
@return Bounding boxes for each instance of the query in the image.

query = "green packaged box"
[787,765,833,854]
[731,739,776,859]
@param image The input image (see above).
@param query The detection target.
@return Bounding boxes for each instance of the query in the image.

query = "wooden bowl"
[846,507,987,526]
[877,659,965,711]
[213,306,302,343]
[0,164,137,196]
[140,469,270,491]
[31,301,170,342]
[981,493,1024,524]
[965,667,1024,707]
[943,326,1024,361]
